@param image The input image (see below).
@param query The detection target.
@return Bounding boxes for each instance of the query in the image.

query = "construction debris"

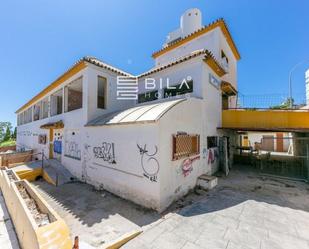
[17,183,50,226]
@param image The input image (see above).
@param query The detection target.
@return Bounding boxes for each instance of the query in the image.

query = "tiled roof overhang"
[40,120,64,129]
[138,49,226,78]
[15,57,132,114]
[152,19,241,61]
[221,81,237,96]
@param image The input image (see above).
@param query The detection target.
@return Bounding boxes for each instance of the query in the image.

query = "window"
[221,50,229,64]
[164,80,193,98]
[97,76,107,109]
[41,97,49,119]
[222,95,229,109]
[17,114,20,126]
[207,136,218,149]
[221,50,229,71]
[33,103,41,121]
[51,89,63,116]
[172,133,200,160]
[24,108,32,123]
[138,90,158,103]
[65,77,83,112]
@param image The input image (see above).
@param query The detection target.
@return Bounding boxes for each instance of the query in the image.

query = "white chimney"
[180,8,202,37]
[165,8,202,46]
[305,69,309,105]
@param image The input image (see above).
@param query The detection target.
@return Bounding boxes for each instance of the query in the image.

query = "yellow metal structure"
[222,109,309,131]
[16,168,43,182]
[15,167,57,186]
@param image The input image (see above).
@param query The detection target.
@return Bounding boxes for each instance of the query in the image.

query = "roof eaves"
[152,18,241,61]
[82,56,133,77]
[138,49,225,78]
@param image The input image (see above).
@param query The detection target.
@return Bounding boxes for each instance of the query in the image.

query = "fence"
[235,92,306,110]
[234,137,309,181]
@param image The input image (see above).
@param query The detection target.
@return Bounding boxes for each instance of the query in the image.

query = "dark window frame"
[97,76,107,109]
[207,136,218,149]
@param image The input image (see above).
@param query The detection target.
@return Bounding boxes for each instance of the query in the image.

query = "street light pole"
[288,61,307,108]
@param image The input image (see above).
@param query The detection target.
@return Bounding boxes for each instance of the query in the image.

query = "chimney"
[165,8,202,46]
[180,8,202,37]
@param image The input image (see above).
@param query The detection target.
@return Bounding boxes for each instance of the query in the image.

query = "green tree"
[270,97,294,109]
[12,127,17,139]
[3,126,11,141]
[0,122,12,142]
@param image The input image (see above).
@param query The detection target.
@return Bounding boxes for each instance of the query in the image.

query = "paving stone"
[149,232,187,249]
[181,241,206,249]
[227,240,259,249]
[195,239,228,249]
[268,230,309,249]
[224,227,262,249]
[211,214,239,230]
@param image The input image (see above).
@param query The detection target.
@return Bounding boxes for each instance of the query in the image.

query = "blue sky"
[0,0,308,126]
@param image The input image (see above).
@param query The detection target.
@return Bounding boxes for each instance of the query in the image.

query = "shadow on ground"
[33,180,160,227]
[175,164,309,217]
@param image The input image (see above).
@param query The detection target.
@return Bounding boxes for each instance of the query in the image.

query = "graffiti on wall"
[181,155,200,177]
[18,131,39,137]
[207,148,218,164]
[137,144,159,182]
[64,141,81,160]
[93,142,116,164]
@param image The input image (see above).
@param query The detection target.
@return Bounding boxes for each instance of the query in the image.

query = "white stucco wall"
[157,98,216,210]
[138,57,204,101]
[77,123,161,210]
[86,65,135,122]
[155,29,219,66]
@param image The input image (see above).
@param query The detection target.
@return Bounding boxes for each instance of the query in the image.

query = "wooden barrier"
[0,150,33,167]
[0,145,16,152]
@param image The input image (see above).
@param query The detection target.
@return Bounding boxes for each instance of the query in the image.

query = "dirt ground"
[32,165,309,248]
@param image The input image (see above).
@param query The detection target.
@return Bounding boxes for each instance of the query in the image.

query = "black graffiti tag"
[93,142,116,164]
[137,144,159,182]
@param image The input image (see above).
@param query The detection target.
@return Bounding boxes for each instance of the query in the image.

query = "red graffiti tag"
[182,155,200,177]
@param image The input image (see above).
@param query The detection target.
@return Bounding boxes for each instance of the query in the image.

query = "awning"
[86,98,187,127]
[221,81,237,96]
[40,120,64,129]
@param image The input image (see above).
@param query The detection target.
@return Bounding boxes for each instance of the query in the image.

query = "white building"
[16,9,240,211]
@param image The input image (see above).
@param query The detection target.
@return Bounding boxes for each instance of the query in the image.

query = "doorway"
[52,129,63,161]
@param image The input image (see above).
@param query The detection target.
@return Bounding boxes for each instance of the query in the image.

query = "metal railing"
[0,147,60,186]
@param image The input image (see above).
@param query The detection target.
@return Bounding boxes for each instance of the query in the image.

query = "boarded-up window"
[172,134,200,160]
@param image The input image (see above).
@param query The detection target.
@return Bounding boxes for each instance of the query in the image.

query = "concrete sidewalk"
[0,191,19,249]
[123,168,309,249]
[32,180,160,248]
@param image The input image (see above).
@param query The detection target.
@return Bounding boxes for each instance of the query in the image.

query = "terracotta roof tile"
[138,49,226,78]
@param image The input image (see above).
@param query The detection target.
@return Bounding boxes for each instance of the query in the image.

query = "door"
[262,135,274,151]
[276,133,284,152]
[53,129,63,161]
[219,137,229,176]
